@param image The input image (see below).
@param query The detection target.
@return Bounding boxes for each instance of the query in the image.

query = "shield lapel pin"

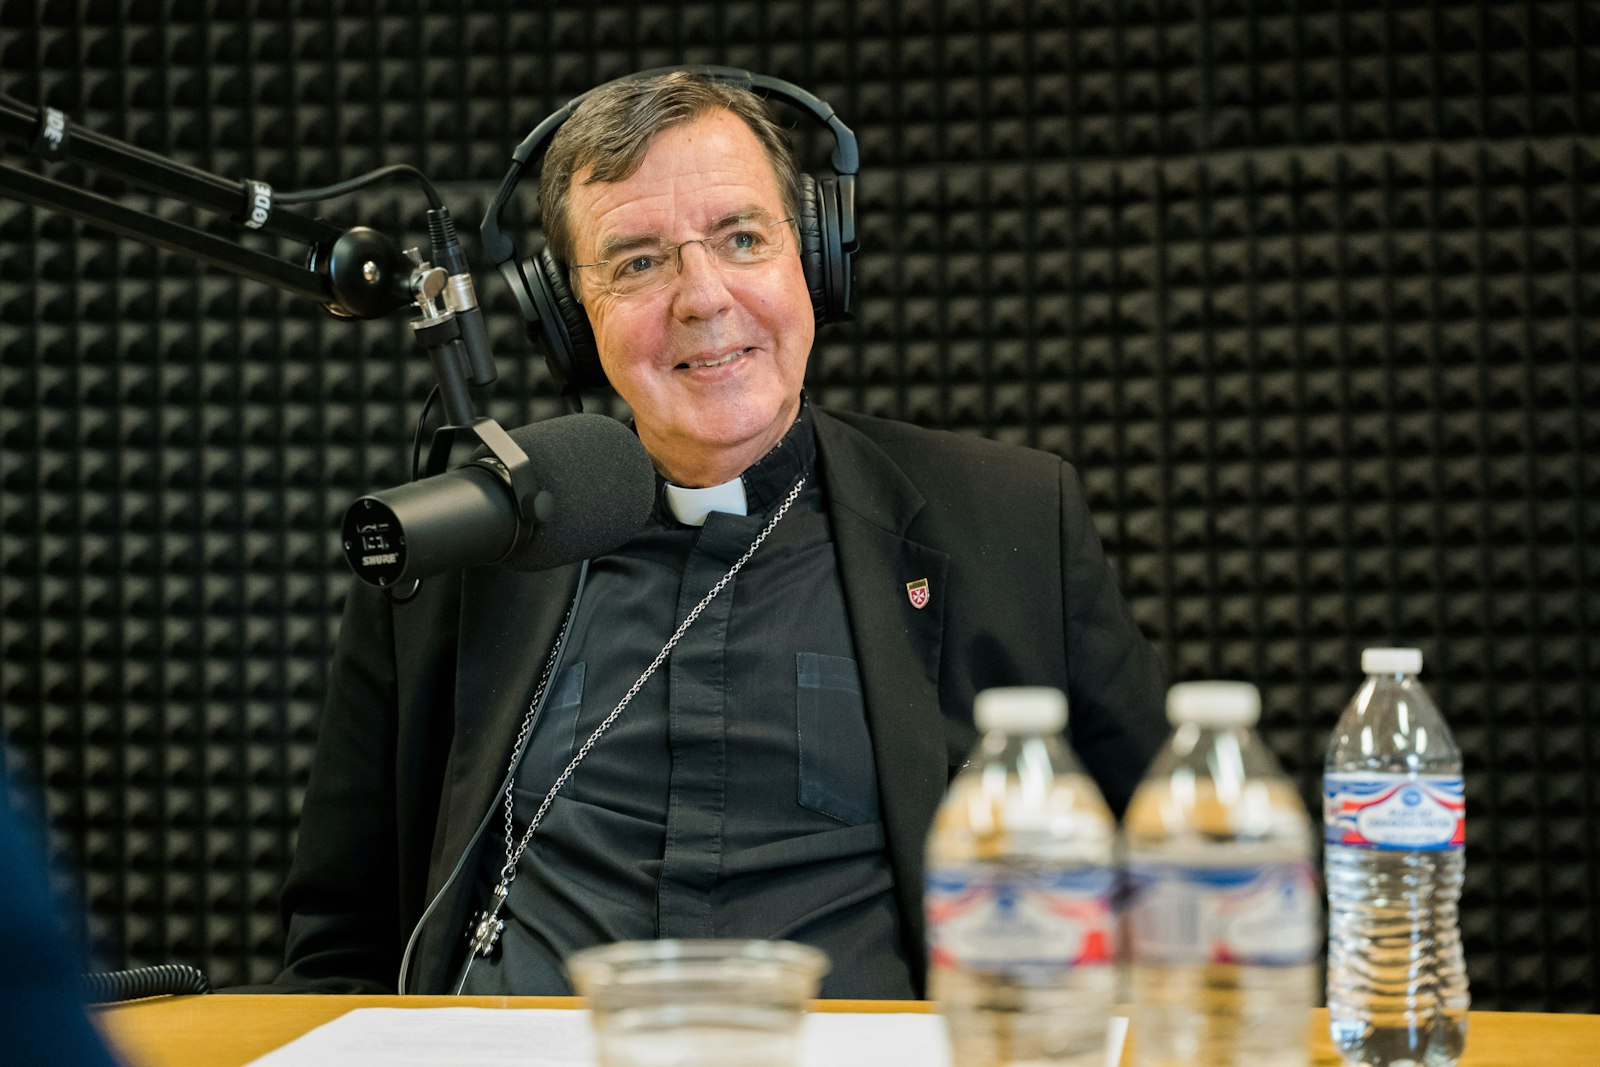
[906,578,930,610]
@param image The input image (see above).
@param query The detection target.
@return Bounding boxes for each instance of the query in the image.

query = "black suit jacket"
[276,407,1167,995]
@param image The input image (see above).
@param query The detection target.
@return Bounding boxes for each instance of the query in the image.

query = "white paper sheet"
[243,1007,1129,1067]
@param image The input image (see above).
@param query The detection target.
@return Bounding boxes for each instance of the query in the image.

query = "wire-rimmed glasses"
[572,214,797,298]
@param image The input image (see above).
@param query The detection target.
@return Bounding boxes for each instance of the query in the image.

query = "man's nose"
[669,241,734,319]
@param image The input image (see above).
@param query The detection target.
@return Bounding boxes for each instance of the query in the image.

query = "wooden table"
[93,995,1599,1067]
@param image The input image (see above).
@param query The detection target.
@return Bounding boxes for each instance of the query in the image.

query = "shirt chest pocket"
[795,652,882,825]
[520,662,587,798]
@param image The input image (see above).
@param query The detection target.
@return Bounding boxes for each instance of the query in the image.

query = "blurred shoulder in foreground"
[0,760,120,1067]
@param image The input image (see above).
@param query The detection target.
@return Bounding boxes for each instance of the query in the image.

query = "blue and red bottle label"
[1323,773,1465,850]
[1125,860,1321,966]
[925,865,1116,975]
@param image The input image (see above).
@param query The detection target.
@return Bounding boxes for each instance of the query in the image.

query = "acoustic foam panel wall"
[0,0,1595,1007]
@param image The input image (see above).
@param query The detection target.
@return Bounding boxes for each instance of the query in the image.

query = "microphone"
[342,413,656,587]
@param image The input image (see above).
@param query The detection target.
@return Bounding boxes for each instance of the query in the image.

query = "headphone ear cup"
[526,246,605,394]
[817,174,853,323]
[796,173,827,326]
[540,247,605,391]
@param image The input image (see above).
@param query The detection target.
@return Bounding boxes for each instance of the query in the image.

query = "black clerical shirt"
[458,408,915,998]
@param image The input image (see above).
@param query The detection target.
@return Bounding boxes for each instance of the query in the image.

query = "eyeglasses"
[572,215,796,298]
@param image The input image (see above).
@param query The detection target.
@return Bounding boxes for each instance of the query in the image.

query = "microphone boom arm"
[1,94,415,319]
[3,92,533,587]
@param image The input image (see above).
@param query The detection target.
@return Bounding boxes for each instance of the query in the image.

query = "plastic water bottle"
[925,687,1117,1067]
[1324,648,1469,1067]
[1123,681,1320,1067]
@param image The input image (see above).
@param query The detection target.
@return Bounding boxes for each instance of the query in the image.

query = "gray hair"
[538,71,802,268]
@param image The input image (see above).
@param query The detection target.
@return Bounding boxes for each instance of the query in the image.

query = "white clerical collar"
[663,476,748,527]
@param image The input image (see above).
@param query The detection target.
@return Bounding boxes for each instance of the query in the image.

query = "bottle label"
[925,864,1116,975]
[1323,773,1465,850]
[1126,860,1321,966]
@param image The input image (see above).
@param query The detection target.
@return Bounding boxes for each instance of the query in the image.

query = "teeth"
[687,348,746,369]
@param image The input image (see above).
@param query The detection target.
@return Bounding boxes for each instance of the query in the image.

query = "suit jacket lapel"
[812,409,948,986]
[415,561,581,990]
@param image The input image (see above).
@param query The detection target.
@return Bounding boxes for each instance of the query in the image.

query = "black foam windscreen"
[494,414,656,573]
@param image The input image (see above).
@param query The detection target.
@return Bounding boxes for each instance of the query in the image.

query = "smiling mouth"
[678,347,752,370]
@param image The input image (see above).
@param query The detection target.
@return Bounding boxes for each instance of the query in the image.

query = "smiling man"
[274,71,1167,1000]
[562,108,814,487]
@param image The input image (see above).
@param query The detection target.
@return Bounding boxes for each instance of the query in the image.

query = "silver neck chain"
[464,474,808,964]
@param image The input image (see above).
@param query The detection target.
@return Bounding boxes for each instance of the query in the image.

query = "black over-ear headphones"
[480,66,859,404]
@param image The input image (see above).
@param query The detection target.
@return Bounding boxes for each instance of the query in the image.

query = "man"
[275,71,1166,999]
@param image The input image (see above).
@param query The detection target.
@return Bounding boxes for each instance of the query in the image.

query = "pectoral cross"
[467,884,509,958]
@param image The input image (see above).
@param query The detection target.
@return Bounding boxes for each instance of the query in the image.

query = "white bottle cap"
[1361,647,1423,675]
[1166,681,1261,727]
[974,687,1068,734]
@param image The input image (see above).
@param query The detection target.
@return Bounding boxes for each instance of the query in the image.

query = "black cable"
[2,93,442,210]
[275,163,443,209]
[411,384,441,480]
[83,963,211,1003]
